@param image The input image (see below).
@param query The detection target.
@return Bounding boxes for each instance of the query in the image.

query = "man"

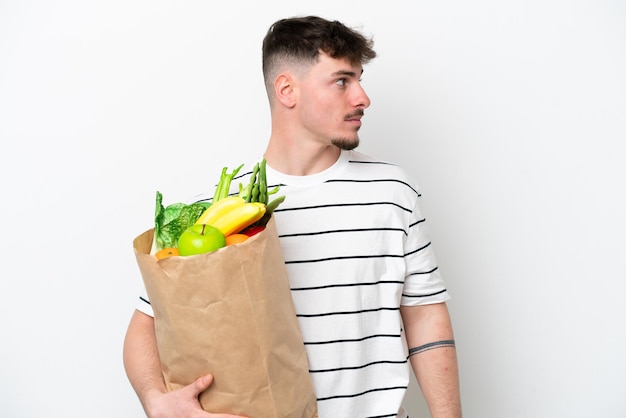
[124,15,462,418]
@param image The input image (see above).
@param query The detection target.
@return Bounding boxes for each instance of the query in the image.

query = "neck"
[264,132,342,176]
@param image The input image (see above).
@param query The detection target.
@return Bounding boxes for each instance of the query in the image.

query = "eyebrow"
[331,69,365,78]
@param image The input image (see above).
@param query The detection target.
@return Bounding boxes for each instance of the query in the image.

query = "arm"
[123,309,248,418]
[400,302,462,418]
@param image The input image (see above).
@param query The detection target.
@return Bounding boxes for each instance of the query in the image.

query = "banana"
[211,203,266,236]
[195,196,245,226]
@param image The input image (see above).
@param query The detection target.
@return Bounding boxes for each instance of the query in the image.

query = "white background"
[1,1,625,417]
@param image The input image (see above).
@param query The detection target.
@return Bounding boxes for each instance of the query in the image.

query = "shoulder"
[343,150,421,194]
[345,151,414,176]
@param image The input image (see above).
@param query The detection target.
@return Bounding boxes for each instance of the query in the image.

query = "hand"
[144,374,249,418]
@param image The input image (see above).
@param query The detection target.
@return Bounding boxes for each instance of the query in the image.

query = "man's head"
[262,16,376,105]
[262,16,376,151]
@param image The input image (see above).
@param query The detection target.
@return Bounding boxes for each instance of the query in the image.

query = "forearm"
[409,339,461,417]
[123,310,167,413]
[401,303,462,418]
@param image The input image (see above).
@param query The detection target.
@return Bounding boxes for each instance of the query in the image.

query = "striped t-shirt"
[137,149,449,418]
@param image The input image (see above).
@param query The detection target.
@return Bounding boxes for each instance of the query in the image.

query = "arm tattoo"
[408,340,456,357]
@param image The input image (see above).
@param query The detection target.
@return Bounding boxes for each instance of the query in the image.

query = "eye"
[335,78,346,86]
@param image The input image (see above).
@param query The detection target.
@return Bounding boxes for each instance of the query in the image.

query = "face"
[294,53,371,150]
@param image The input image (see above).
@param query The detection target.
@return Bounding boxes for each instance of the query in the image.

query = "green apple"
[177,224,226,256]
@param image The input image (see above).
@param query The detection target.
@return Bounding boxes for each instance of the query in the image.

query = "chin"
[331,137,360,151]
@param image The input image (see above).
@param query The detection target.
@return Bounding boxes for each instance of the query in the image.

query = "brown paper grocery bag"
[133,217,318,418]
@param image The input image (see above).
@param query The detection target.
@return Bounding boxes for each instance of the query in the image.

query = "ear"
[274,74,296,108]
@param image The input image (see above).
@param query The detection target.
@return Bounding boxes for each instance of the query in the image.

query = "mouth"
[345,110,364,121]
[345,110,364,126]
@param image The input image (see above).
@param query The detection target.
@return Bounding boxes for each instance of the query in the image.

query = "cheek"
[303,106,342,135]
[301,99,330,124]
[299,90,343,130]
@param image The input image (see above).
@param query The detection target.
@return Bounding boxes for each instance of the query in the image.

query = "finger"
[185,373,214,398]
[188,375,250,418]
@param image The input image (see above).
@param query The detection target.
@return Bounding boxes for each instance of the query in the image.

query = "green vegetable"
[239,159,278,204]
[212,164,244,203]
[238,158,285,228]
[241,162,260,203]
[259,159,268,204]
[154,191,209,250]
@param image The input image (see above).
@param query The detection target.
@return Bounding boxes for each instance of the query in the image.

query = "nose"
[354,83,371,109]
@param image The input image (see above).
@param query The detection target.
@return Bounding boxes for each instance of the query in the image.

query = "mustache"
[344,109,365,120]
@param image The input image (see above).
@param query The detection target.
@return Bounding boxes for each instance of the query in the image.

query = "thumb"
[186,373,214,398]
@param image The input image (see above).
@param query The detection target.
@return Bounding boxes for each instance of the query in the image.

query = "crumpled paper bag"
[133,217,318,418]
